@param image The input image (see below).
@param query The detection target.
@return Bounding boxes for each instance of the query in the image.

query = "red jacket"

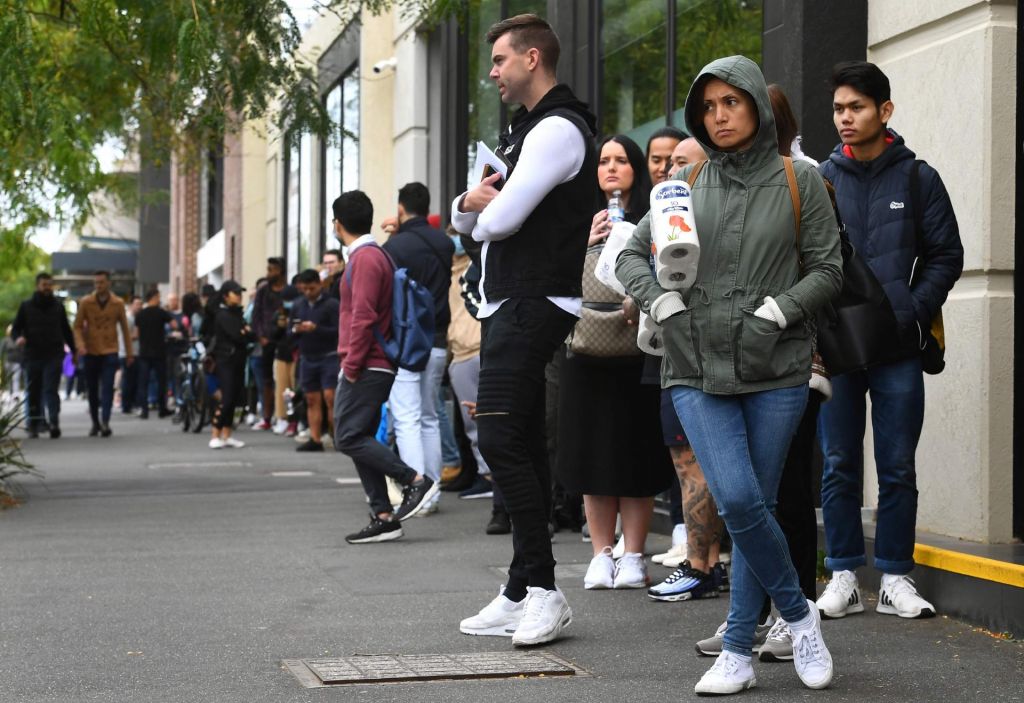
[338,243,394,378]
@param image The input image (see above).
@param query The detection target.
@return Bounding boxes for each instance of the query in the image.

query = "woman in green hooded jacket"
[616,56,841,695]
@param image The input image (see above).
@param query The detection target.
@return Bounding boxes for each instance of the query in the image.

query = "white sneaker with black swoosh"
[816,569,864,618]
[877,574,936,618]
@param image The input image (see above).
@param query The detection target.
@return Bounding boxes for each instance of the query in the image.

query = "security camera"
[372,57,397,74]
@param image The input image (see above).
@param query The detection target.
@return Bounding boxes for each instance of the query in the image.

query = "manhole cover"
[283,651,579,687]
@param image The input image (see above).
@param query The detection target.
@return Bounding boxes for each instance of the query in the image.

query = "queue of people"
[4,12,964,699]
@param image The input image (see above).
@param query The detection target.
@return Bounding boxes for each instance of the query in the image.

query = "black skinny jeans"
[476,298,577,597]
[212,356,245,430]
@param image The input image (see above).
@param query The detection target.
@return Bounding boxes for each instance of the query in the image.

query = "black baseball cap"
[220,280,246,296]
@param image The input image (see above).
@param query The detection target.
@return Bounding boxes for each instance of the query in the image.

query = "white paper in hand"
[473,141,510,184]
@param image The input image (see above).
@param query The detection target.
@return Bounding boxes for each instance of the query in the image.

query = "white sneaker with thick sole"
[791,599,833,689]
[694,651,756,696]
[460,588,525,637]
[584,546,615,589]
[653,524,687,564]
[611,534,626,559]
[224,437,245,449]
[209,438,225,449]
[661,544,691,569]
[877,574,936,618]
[816,569,864,618]
[272,418,288,435]
[613,552,648,589]
[511,587,572,646]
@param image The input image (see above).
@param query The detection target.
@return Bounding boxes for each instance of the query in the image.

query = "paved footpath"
[1,400,1021,702]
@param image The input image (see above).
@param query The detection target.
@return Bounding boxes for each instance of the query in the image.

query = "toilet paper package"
[637,312,665,356]
[649,181,700,291]
[594,220,636,296]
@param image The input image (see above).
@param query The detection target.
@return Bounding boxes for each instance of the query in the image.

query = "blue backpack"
[346,244,435,372]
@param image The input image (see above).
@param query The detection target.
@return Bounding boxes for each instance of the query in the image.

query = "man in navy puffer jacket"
[815,62,963,622]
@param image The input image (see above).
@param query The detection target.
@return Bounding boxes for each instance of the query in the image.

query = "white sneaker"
[653,524,687,564]
[244,413,256,426]
[584,546,615,589]
[611,534,626,559]
[791,599,833,689]
[815,569,864,618]
[660,543,691,569]
[511,587,572,646]
[613,552,648,589]
[272,418,288,434]
[694,651,756,695]
[208,438,225,449]
[460,588,525,637]
[294,428,311,442]
[223,437,245,449]
[877,574,936,618]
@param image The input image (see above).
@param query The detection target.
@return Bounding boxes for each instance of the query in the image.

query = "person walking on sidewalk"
[11,272,75,438]
[816,61,963,621]
[134,289,177,419]
[74,271,133,437]
[617,55,842,695]
[331,190,438,544]
[289,269,339,452]
[250,258,296,432]
[382,182,455,515]
[451,14,597,647]
[209,280,253,449]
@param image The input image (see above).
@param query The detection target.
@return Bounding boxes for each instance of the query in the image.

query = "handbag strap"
[686,160,707,187]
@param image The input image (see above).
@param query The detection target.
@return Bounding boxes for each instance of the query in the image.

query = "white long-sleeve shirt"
[450,116,586,318]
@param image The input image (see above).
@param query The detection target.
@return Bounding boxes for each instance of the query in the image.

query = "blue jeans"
[438,383,461,466]
[671,383,810,655]
[85,353,120,425]
[24,358,63,429]
[818,357,924,575]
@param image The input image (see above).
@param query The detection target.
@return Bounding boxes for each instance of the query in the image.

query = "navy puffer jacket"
[818,130,963,358]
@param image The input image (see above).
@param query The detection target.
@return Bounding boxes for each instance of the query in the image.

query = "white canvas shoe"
[223,437,245,448]
[791,599,833,689]
[460,588,525,637]
[694,651,756,696]
[511,587,571,646]
[208,438,225,449]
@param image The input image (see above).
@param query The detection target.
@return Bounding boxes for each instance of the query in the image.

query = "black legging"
[212,356,245,430]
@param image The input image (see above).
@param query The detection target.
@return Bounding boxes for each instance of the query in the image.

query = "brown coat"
[74,293,132,358]
[447,254,481,364]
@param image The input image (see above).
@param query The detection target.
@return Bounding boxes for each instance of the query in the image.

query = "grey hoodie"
[616,55,842,395]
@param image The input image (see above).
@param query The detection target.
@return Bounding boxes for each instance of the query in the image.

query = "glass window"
[324,83,342,238]
[322,66,360,247]
[298,131,312,272]
[285,138,301,276]
[342,68,360,193]
[672,0,763,127]
[601,0,668,146]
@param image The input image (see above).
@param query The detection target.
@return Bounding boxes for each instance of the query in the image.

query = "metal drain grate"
[283,651,579,687]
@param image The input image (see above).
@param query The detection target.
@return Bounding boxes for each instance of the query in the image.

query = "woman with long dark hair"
[556,134,672,591]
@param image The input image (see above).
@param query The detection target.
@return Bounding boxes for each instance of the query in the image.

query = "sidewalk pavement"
[1,400,1021,702]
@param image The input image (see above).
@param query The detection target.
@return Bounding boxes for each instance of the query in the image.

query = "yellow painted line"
[914,543,1024,589]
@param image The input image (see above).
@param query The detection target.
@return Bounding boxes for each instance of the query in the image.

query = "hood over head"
[683,55,777,167]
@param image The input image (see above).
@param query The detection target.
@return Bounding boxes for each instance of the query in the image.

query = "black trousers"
[333,370,417,516]
[476,298,577,595]
[776,392,823,601]
[213,357,245,430]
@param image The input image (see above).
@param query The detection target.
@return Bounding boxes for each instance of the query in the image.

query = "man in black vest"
[450,14,597,647]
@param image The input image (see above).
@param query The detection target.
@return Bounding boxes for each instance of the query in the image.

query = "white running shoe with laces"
[816,569,864,618]
[613,552,649,589]
[208,438,225,449]
[653,524,687,564]
[877,574,936,618]
[584,546,615,590]
[459,588,525,637]
[224,437,245,449]
[791,599,833,689]
[694,651,756,696]
[511,587,572,646]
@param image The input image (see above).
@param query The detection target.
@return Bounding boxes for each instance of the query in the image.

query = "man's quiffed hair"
[333,190,373,235]
[93,270,111,280]
[35,272,53,283]
[398,182,430,218]
[296,268,319,285]
[831,61,891,108]
[486,14,560,74]
[323,249,342,260]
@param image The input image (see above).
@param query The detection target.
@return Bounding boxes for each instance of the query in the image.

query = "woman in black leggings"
[209,280,252,449]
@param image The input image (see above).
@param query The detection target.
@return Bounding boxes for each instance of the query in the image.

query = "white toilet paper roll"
[594,221,636,296]
[650,181,700,291]
[637,312,665,356]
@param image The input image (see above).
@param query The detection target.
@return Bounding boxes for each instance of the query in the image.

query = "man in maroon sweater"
[331,190,438,544]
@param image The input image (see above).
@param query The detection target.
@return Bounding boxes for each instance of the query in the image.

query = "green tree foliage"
[0,0,457,250]
[0,244,50,331]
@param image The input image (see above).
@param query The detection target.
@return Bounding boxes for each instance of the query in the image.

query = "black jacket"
[11,292,75,360]
[212,305,252,362]
[383,216,455,348]
[483,84,598,301]
[288,293,340,359]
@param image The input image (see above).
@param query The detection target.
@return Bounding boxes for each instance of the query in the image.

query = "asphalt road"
[1,399,1021,702]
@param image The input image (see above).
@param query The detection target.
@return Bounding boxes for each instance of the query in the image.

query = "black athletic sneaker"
[49,426,61,439]
[100,424,113,437]
[713,561,730,592]
[295,439,324,452]
[89,424,102,437]
[394,476,439,521]
[345,515,403,544]
[486,508,511,535]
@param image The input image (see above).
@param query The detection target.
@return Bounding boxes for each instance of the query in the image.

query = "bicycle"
[176,340,212,434]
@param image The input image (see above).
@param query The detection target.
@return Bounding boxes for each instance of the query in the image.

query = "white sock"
[724,650,752,664]
[788,608,816,633]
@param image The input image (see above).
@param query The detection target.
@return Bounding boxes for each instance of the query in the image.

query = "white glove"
[752,296,787,329]
[650,291,686,324]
